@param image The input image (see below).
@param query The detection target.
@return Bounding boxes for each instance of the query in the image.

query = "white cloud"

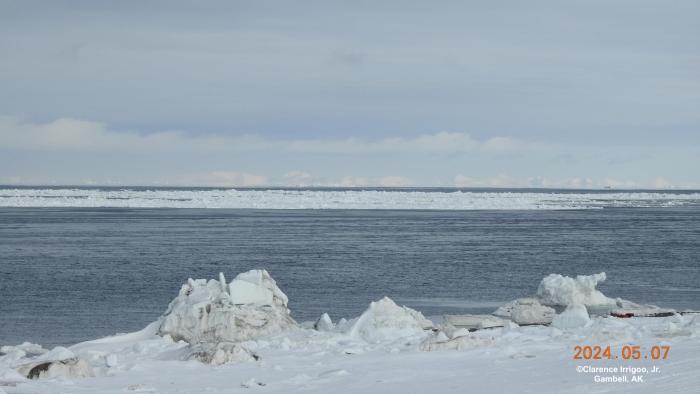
[0,116,542,155]
[2,116,699,189]
[454,174,654,189]
[377,176,412,187]
[454,174,520,188]
[160,171,268,187]
[277,174,411,188]
[336,176,370,187]
[652,178,674,189]
[282,171,315,186]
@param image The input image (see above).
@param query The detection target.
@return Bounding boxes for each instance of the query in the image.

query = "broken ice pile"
[157,270,297,364]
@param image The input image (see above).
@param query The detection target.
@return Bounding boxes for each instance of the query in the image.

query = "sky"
[0,0,698,188]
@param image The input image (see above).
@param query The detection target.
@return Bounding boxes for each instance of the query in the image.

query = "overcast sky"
[1,1,698,188]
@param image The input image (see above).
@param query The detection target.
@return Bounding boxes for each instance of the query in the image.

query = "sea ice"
[551,304,590,329]
[493,298,556,325]
[3,187,700,210]
[536,272,614,306]
[314,313,334,332]
[442,314,506,331]
[14,347,93,380]
[344,297,433,344]
[610,298,676,317]
[0,343,47,358]
[187,342,259,365]
[419,331,493,352]
[157,270,296,345]
[229,270,289,307]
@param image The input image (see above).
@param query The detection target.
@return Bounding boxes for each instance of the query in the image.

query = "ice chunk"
[344,297,433,344]
[158,269,296,344]
[552,304,590,329]
[230,270,289,307]
[494,298,555,325]
[610,298,676,318]
[0,369,27,386]
[536,273,614,306]
[229,279,274,306]
[0,343,47,357]
[419,331,493,352]
[443,314,506,331]
[314,313,334,331]
[105,354,118,368]
[15,347,94,380]
[20,358,93,380]
[187,342,259,365]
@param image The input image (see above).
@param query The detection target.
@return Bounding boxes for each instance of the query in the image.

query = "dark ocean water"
[1,207,699,347]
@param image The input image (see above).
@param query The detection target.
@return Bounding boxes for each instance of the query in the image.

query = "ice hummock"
[493,298,556,325]
[342,297,434,344]
[14,347,93,380]
[493,272,637,325]
[536,272,615,306]
[157,269,296,345]
[551,304,591,329]
[314,313,334,331]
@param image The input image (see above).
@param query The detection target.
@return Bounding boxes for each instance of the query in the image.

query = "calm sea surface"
[1,206,699,347]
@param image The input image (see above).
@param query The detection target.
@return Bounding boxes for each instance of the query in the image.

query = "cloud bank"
[1,116,698,188]
[0,116,542,155]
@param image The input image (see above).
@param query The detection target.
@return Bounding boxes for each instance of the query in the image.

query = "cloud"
[2,115,699,189]
[0,115,543,155]
[454,174,648,189]
[0,116,211,152]
[377,176,411,187]
[282,171,315,186]
[160,171,268,187]
[652,178,674,189]
[1,2,699,150]
[336,176,370,187]
[454,174,519,188]
[278,172,411,188]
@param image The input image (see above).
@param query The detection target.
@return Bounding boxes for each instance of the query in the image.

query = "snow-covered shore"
[1,271,699,393]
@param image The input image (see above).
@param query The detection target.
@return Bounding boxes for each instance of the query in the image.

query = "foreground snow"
[1,271,699,393]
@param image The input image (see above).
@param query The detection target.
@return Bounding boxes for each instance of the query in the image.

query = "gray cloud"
[0,115,545,154]
[1,1,698,141]
[1,115,699,188]
[0,1,698,187]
